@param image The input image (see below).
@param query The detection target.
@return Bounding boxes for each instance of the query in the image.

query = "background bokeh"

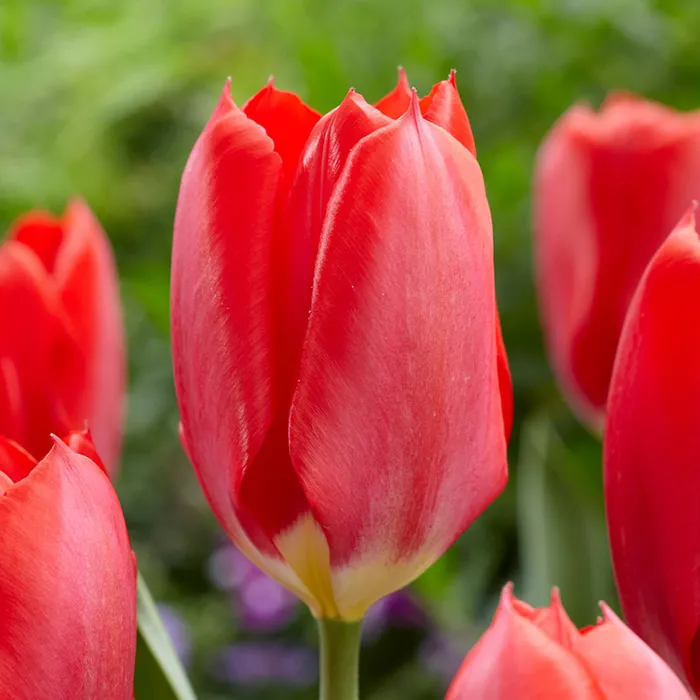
[3,0,700,697]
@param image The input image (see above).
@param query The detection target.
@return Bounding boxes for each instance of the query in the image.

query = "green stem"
[317,617,363,700]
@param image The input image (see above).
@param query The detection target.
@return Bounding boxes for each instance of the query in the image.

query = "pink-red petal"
[420,71,476,156]
[237,92,392,545]
[446,587,598,699]
[605,207,700,691]
[9,211,64,274]
[49,199,125,475]
[535,98,700,426]
[290,98,507,571]
[172,83,305,553]
[0,241,72,456]
[374,67,411,118]
[243,81,321,186]
[0,440,136,699]
[573,606,691,699]
[0,436,37,482]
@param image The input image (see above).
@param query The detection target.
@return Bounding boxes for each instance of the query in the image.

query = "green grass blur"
[2,0,700,697]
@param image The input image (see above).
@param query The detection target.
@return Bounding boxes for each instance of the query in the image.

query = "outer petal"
[243,81,321,185]
[0,242,72,456]
[374,67,411,118]
[446,587,599,700]
[534,97,700,427]
[289,97,507,619]
[172,83,282,538]
[604,208,700,690]
[171,85,318,611]
[52,199,124,475]
[0,440,136,699]
[573,606,692,699]
[420,71,476,156]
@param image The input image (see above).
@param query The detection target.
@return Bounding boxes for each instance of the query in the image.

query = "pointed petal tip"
[448,69,457,88]
[549,586,562,606]
[218,78,235,108]
[407,87,422,121]
[397,65,409,87]
[597,600,617,621]
[500,581,516,604]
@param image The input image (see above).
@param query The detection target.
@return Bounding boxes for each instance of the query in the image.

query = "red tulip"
[446,585,691,699]
[0,199,125,475]
[534,94,700,428]
[605,206,700,691]
[172,72,510,619]
[0,434,136,699]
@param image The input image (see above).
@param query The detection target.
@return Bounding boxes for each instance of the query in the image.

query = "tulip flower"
[0,434,136,699]
[0,199,125,474]
[446,585,691,699]
[605,207,700,692]
[172,70,510,697]
[534,94,700,428]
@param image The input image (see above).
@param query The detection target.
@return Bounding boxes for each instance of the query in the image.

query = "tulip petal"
[375,66,411,118]
[446,586,598,700]
[0,357,23,442]
[0,440,136,699]
[573,606,692,699]
[495,314,513,440]
[62,428,107,475]
[47,199,125,474]
[605,207,700,690]
[277,91,391,387]
[0,436,37,482]
[243,81,321,185]
[9,211,64,274]
[172,84,322,609]
[172,83,283,539]
[0,241,73,455]
[535,99,700,426]
[289,96,507,618]
[420,71,476,156]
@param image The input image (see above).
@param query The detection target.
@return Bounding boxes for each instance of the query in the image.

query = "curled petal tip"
[267,74,275,86]
[448,68,458,87]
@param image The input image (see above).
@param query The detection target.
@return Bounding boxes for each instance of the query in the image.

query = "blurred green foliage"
[3,0,700,697]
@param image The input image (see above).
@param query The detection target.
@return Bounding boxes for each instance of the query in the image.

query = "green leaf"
[516,415,617,626]
[135,572,198,700]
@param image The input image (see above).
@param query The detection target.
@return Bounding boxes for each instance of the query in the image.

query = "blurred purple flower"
[419,633,470,686]
[363,589,430,643]
[215,642,316,687]
[208,543,298,632]
[157,603,192,668]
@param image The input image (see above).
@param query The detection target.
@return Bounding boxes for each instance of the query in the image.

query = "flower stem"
[317,617,363,700]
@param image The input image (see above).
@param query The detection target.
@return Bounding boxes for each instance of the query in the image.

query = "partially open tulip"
[172,72,510,621]
[446,585,691,699]
[534,95,700,428]
[605,207,700,692]
[0,434,136,699]
[0,199,125,475]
